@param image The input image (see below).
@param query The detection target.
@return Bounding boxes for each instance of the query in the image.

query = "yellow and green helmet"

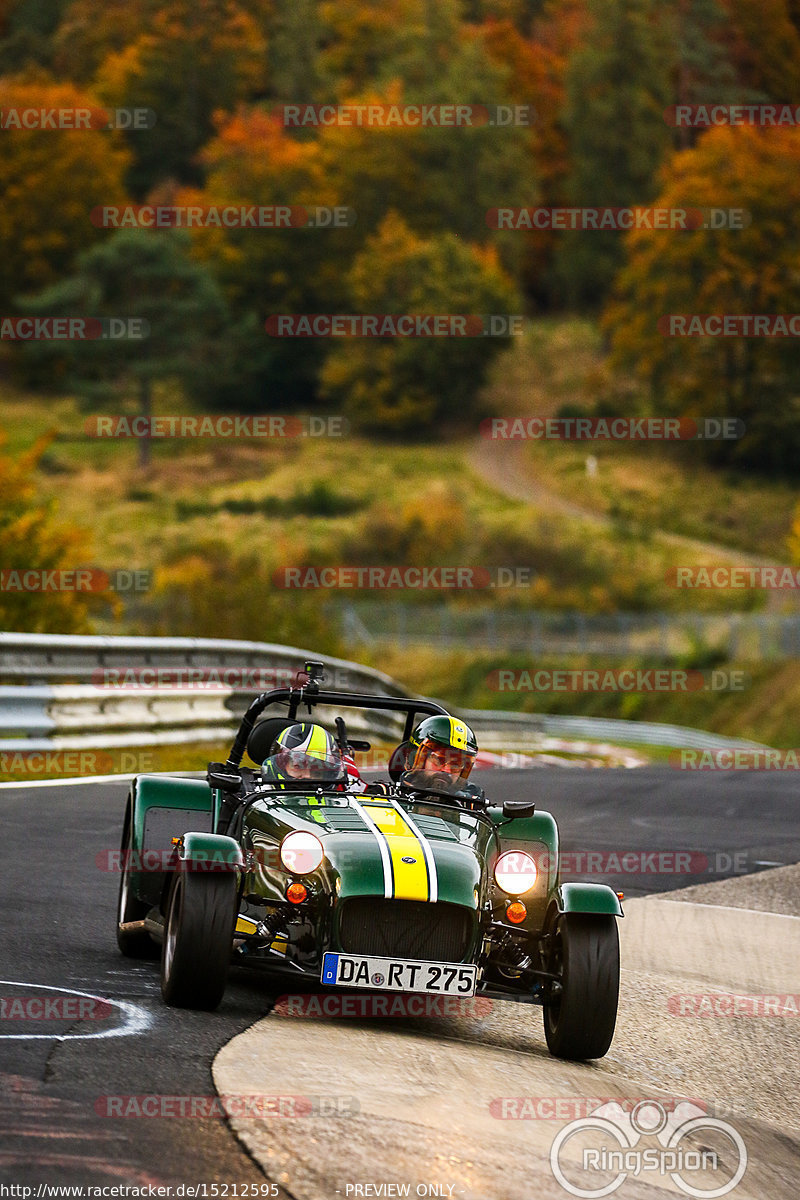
[264,722,344,782]
[407,715,478,784]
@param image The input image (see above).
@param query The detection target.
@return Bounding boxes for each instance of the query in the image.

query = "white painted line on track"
[0,980,153,1040]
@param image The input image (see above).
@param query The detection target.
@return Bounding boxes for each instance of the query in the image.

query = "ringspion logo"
[549,1100,747,1198]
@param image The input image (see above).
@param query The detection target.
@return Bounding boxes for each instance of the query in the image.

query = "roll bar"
[224,680,449,770]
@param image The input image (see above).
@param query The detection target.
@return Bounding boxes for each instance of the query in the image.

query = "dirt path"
[468,438,798,611]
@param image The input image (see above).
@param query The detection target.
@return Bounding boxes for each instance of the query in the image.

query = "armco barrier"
[458,708,767,752]
[0,633,767,755]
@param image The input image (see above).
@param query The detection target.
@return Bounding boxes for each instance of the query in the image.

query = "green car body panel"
[179,831,244,871]
[556,881,624,918]
[127,775,216,907]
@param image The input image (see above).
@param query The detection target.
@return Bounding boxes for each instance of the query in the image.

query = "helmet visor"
[264,746,346,783]
[409,738,475,782]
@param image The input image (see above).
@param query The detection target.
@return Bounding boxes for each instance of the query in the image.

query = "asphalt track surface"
[1,767,799,1188]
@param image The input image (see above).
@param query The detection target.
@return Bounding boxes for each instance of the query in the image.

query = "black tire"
[160,869,237,1010]
[116,801,160,959]
[543,913,619,1060]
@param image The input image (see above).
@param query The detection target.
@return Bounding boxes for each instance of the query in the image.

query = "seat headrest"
[246,717,294,765]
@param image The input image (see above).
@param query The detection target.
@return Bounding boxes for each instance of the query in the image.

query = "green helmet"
[262,722,344,784]
[407,715,478,784]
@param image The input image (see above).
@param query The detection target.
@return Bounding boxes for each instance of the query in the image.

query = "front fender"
[178,832,244,872]
[554,882,624,918]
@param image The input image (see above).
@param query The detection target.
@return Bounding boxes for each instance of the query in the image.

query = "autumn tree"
[0,433,110,632]
[316,37,538,253]
[717,0,800,101]
[0,80,129,309]
[93,0,268,194]
[20,231,229,468]
[603,125,800,473]
[319,211,520,434]
[269,0,328,103]
[0,0,66,70]
[665,0,760,150]
[178,109,354,410]
[557,0,673,306]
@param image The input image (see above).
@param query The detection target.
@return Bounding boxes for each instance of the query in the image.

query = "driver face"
[421,744,468,777]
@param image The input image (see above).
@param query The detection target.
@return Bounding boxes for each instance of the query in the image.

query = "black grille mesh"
[338,898,472,962]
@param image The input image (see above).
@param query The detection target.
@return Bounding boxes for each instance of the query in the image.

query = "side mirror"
[501,798,536,820]
[207,765,243,792]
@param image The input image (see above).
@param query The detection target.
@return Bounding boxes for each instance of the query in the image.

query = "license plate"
[321,952,476,996]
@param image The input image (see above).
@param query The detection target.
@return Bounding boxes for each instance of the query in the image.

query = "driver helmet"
[263,722,345,783]
[405,716,478,789]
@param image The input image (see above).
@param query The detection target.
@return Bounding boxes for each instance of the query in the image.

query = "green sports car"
[116,661,623,1060]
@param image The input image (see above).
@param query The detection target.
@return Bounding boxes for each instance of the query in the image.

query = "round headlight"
[280,830,324,874]
[494,851,537,895]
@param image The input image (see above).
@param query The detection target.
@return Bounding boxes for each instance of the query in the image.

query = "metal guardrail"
[0,634,406,752]
[457,708,767,752]
[0,633,767,756]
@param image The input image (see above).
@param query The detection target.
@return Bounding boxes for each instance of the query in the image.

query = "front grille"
[338,898,473,962]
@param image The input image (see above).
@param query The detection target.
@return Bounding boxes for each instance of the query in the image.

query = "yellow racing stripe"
[448,717,469,749]
[360,801,430,901]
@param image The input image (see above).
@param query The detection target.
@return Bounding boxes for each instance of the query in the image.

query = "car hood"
[244,792,496,908]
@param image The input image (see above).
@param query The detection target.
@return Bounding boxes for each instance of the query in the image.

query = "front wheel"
[160,869,237,1010]
[543,913,619,1060]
